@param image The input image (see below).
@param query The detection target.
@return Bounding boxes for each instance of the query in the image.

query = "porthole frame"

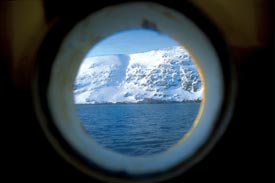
[33,2,236,183]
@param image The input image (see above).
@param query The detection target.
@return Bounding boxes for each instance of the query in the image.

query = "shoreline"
[75,100,201,105]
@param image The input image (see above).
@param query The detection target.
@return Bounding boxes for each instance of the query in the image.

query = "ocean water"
[76,103,200,156]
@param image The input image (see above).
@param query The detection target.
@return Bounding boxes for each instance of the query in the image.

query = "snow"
[74,46,202,104]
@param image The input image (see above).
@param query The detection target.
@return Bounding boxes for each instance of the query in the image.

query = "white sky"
[86,29,179,57]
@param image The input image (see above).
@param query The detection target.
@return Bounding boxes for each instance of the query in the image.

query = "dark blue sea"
[76,103,200,156]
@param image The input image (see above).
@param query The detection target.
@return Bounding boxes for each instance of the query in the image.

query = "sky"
[86,29,179,57]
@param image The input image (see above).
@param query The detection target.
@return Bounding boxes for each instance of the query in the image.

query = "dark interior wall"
[0,0,273,182]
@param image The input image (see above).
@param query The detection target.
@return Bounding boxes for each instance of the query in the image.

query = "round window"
[33,2,235,182]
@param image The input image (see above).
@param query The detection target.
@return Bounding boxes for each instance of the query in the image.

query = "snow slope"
[74,46,202,104]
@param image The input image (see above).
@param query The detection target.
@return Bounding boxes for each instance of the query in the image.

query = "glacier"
[74,46,202,104]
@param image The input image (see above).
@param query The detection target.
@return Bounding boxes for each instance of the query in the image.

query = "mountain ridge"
[74,46,202,104]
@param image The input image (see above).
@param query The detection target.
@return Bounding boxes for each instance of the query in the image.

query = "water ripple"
[76,103,200,156]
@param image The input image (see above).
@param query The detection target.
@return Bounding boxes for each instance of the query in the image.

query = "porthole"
[33,2,235,182]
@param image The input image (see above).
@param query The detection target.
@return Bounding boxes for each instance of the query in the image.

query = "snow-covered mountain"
[74,46,202,104]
